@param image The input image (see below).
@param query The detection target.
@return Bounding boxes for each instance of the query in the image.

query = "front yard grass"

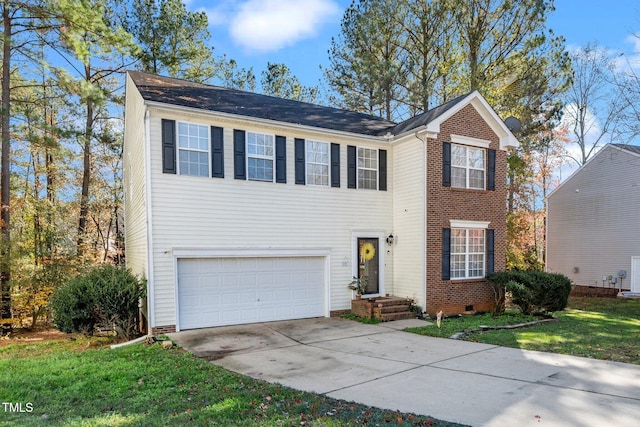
[407,296,640,365]
[0,336,461,426]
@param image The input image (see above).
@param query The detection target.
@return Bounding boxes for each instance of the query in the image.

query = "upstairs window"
[452,144,485,189]
[247,132,274,181]
[357,147,378,190]
[306,140,330,186]
[178,122,210,177]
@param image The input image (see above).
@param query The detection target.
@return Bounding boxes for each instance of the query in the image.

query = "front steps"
[351,296,416,321]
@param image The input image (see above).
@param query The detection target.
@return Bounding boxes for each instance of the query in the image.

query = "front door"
[357,237,380,295]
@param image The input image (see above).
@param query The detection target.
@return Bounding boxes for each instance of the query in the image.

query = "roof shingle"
[128,71,397,137]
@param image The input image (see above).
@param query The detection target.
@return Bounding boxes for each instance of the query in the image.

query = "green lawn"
[408,297,640,365]
[0,337,461,426]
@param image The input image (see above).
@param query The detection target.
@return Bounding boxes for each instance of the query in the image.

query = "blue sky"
[188,0,640,88]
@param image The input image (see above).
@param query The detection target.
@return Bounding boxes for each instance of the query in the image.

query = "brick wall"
[570,285,626,298]
[424,104,507,316]
[151,325,176,335]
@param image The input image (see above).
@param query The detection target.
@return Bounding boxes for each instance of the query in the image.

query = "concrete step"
[378,311,416,322]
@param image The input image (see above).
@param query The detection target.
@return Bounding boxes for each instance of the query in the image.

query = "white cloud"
[229,0,340,52]
[196,1,238,27]
[614,35,640,74]
[555,102,607,182]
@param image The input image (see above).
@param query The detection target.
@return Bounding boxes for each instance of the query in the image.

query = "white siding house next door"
[177,257,326,330]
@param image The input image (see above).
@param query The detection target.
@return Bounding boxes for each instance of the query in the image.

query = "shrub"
[487,271,572,315]
[50,265,145,339]
[49,272,97,335]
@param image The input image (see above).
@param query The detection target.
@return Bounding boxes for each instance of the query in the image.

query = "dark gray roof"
[613,143,640,156]
[128,71,471,138]
[128,71,396,137]
[388,93,470,135]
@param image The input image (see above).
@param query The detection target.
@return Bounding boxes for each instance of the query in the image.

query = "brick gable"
[425,104,507,315]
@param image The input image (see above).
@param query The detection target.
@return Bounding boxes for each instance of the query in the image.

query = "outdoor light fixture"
[386,234,395,245]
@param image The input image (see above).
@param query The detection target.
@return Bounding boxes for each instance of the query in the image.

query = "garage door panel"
[178,257,325,330]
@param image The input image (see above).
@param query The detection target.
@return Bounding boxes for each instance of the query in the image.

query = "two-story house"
[124,71,519,334]
[547,143,640,295]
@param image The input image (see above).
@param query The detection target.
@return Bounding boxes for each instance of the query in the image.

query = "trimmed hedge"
[487,270,572,315]
[50,265,145,339]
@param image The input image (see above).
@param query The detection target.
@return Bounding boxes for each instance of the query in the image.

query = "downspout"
[414,131,428,314]
[144,106,156,334]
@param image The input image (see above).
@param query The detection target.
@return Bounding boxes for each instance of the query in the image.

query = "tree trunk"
[77,99,93,257]
[1,1,12,332]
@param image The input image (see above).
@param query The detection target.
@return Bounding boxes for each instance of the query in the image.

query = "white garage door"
[177,257,326,330]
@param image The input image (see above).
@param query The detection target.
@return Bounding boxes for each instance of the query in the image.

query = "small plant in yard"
[341,312,381,324]
[50,265,145,339]
[347,276,367,296]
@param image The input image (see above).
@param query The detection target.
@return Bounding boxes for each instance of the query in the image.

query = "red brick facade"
[424,104,507,316]
[151,325,176,334]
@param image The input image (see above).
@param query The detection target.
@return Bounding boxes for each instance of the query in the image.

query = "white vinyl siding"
[358,147,378,189]
[451,228,485,279]
[178,122,209,177]
[306,140,329,186]
[247,131,274,181]
[123,76,148,281]
[145,112,393,327]
[452,144,485,189]
[547,144,640,289]
[391,138,425,306]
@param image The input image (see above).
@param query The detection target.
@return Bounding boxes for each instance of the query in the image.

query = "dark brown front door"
[357,237,379,295]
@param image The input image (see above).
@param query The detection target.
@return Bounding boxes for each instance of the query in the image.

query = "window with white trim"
[451,228,485,279]
[178,122,209,177]
[247,132,274,181]
[358,147,377,189]
[452,144,485,189]
[306,140,329,186]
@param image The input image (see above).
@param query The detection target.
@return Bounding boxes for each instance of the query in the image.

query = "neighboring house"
[547,143,640,293]
[124,71,519,334]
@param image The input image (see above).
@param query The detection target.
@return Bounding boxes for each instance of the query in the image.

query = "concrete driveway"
[169,317,640,426]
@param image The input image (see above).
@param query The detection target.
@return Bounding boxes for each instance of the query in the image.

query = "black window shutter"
[442,228,451,280]
[276,135,286,183]
[442,141,451,187]
[211,126,224,178]
[486,229,495,275]
[379,149,387,191]
[294,138,305,185]
[161,119,176,174]
[487,148,496,191]
[233,129,246,180]
[347,145,356,189]
[331,143,340,187]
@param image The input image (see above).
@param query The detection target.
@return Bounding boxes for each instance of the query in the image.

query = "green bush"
[49,272,97,335]
[487,270,572,315]
[50,265,145,339]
